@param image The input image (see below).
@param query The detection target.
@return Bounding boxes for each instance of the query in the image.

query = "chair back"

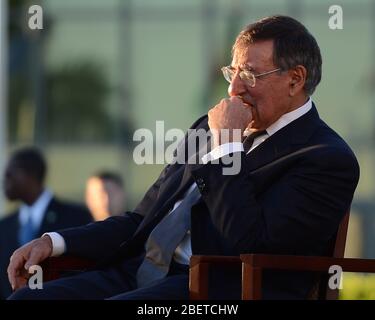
[321,211,350,299]
[332,212,350,258]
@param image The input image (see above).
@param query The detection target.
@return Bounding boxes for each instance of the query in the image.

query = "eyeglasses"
[221,66,282,87]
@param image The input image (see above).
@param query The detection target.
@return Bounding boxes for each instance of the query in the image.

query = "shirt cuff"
[201,142,244,164]
[42,232,66,257]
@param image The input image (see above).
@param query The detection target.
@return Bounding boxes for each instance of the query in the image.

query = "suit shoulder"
[313,121,358,160]
[307,124,360,180]
[0,212,18,236]
[189,114,208,130]
[0,211,18,226]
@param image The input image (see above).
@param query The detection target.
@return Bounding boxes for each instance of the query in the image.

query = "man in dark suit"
[7,15,359,300]
[0,147,93,299]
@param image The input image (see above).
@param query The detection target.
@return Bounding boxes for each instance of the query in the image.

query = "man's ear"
[288,65,307,96]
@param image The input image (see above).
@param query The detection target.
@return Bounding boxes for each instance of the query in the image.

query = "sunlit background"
[1,0,374,299]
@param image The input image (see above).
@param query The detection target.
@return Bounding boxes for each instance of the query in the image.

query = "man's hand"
[208,96,253,148]
[7,235,53,291]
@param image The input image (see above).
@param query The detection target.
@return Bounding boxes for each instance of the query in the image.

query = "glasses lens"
[240,70,255,87]
[222,67,233,83]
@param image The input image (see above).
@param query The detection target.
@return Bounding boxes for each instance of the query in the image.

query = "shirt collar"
[265,98,312,137]
[19,189,54,229]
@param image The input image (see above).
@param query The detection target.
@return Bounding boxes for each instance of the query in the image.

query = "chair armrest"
[189,255,241,300]
[240,254,375,272]
[41,256,95,282]
[240,254,375,300]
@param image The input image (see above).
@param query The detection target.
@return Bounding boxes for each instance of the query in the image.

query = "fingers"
[219,96,246,110]
[7,250,27,291]
[12,269,29,291]
[24,249,43,271]
[7,238,52,292]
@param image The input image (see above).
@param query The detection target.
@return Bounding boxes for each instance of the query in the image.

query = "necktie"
[18,210,36,246]
[136,185,201,288]
[243,130,267,153]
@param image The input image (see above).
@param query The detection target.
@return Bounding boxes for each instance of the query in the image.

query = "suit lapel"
[165,125,212,205]
[38,198,59,235]
[145,165,186,223]
[157,118,211,213]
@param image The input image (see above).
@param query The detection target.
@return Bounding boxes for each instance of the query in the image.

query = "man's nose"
[228,72,246,97]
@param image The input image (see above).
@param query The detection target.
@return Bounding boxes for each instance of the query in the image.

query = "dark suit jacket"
[58,105,360,299]
[0,197,93,299]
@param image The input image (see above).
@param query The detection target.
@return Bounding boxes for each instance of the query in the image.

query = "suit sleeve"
[57,164,171,260]
[189,146,360,255]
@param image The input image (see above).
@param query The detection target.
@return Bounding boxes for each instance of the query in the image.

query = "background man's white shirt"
[19,189,53,233]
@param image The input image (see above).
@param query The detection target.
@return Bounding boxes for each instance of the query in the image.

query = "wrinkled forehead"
[231,40,275,70]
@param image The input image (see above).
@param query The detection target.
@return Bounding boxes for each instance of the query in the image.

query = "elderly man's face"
[229,40,293,131]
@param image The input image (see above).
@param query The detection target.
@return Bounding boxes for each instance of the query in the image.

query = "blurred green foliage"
[45,62,112,142]
[340,273,375,300]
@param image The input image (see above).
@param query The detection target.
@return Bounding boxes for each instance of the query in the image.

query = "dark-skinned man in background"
[0,147,92,299]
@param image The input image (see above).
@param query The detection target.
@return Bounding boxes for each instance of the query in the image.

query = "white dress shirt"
[47,98,312,261]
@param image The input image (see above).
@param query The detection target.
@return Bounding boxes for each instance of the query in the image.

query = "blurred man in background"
[0,147,93,299]
[85,171,126,221]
